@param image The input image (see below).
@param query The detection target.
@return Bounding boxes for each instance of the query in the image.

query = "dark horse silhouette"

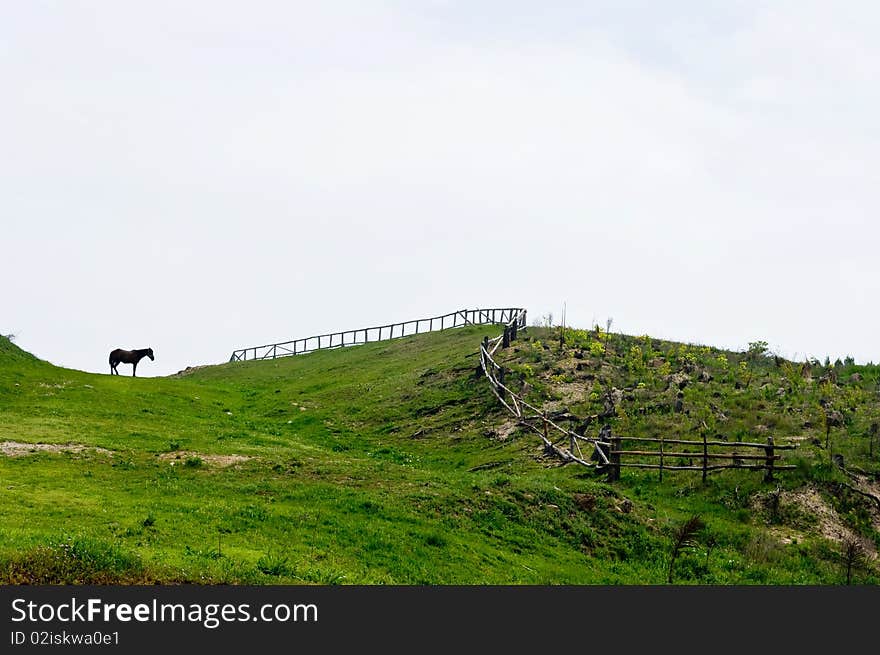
[109,347,154,376]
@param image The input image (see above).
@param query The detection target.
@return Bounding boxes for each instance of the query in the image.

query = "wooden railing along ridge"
[229,307,525,362]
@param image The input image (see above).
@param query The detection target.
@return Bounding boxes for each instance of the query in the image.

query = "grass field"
[1,325,878,584]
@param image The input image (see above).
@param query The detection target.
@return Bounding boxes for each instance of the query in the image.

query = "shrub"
[626,345,645,375]
[748,341,769,358]
[425,534,447,548]
[564,328,591,349]
[256,552,292,577]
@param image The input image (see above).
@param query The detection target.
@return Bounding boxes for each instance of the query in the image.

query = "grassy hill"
[0,325,878,584]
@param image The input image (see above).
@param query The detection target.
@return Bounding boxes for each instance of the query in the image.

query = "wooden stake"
[764,436,775,482]
[607,429,621,482]
[702,431,708,483]
[659,434,664,482]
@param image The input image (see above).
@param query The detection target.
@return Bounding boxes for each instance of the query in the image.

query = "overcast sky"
[3,1,879,376]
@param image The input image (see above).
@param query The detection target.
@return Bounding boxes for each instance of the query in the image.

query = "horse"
[109,347,154,376]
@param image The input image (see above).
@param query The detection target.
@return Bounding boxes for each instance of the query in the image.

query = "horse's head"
[146,348,155,361]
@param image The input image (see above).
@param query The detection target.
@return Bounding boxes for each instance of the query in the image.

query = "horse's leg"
[132,362,137,377]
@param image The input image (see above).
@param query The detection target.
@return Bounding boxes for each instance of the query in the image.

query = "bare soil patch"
[772,485,877,559]
[491,418,520,441]
[0,441,112,457]
[158,450,252,467]
[171,365,212,377]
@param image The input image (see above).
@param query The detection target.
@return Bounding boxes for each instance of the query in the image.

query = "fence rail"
[477,314,797,482]
[229,307,525,362]
[479,311,606,467]
[600,433,797,483]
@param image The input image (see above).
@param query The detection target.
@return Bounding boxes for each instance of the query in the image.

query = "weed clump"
[0,536,147,584]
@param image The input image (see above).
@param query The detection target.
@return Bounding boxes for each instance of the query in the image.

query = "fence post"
[477,337,488,377]
[502,326,511,348]
[764,436,775,482]
[511,321,518,341]
[659,434,664,482]
[702,431,708,483]
[607,428,621,482]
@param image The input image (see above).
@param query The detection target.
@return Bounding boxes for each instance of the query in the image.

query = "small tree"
[747,340,769,359]
[667,515,704,584]
[840,538,866,585]
[604,317,614,356]
[822,407,844,460]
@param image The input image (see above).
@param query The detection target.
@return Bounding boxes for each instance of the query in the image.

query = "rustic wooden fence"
[229,307,525,362]
[479,312,796,482]
[600,434,797,483]
[479,310,607,467]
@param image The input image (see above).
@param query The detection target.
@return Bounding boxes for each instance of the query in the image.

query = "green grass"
[0,326,878,584]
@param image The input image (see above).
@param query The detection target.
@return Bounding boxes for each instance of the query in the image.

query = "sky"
[2,1,879,376]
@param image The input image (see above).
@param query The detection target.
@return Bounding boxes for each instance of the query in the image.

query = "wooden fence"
[600,434,797,483]
[478,310,605,467]
[478,313,796,482]
[229,307,525,362]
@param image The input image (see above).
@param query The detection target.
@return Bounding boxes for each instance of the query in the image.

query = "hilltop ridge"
[0,334,44,365]
[0,324,878,584]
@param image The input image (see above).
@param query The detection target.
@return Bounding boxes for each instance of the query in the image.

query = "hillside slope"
[0,327,878,584]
